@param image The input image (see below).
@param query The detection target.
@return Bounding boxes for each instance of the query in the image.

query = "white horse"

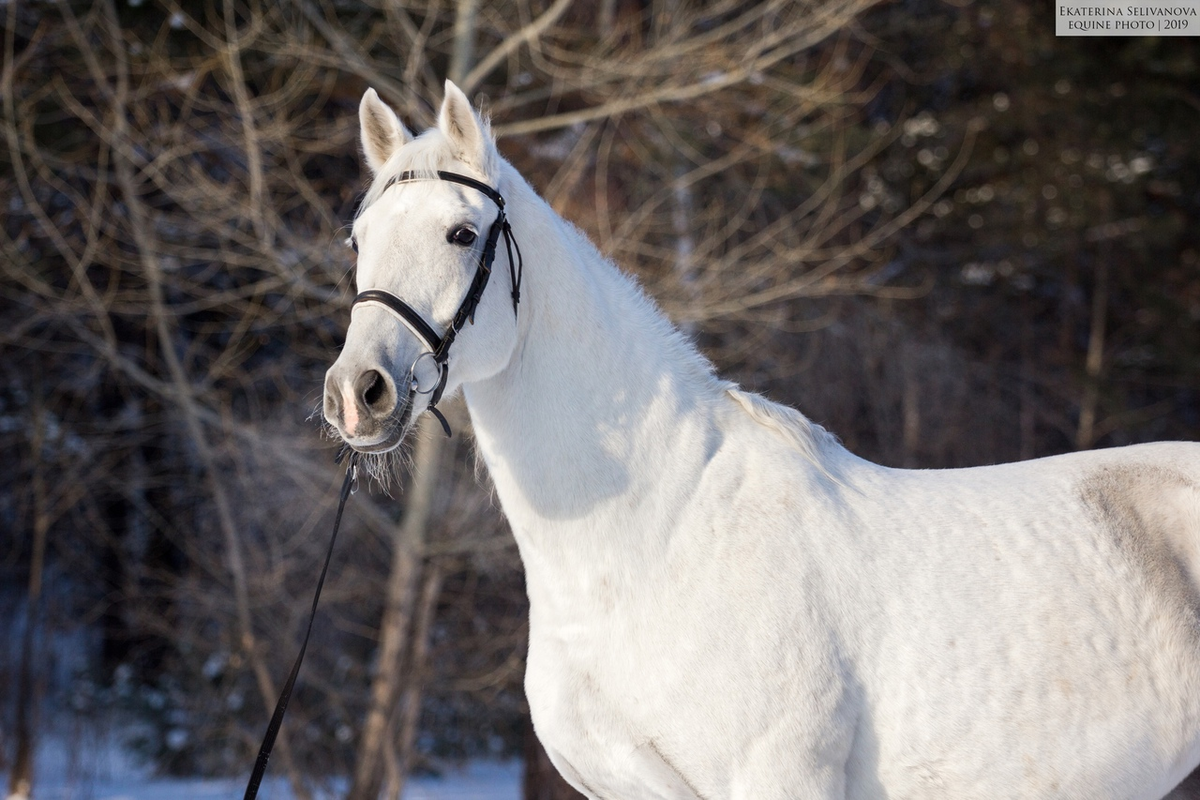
[324,82,1200,799]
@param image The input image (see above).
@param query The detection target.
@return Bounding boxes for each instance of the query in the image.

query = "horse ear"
[359,88,412,175]
[438,81,490,169]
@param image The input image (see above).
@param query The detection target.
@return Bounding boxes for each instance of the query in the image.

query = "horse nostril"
[361,370,388,409]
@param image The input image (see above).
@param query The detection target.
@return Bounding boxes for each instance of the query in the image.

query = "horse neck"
[462,167,726,607]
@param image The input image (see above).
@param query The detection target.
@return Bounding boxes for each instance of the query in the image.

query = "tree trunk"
[1076,259,1108,450]
[8,388,49,800]
[448,0,480,86]
[347,420,447,800]
[382,560,445,800]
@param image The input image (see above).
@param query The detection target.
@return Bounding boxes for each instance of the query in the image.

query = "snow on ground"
[3,733,521,800]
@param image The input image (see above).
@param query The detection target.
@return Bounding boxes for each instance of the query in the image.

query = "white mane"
[357,122,498,216]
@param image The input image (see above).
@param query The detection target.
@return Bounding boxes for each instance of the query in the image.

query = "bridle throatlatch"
[351,170,523,437]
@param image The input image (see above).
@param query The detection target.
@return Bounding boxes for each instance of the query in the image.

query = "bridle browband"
[351,170,522,436]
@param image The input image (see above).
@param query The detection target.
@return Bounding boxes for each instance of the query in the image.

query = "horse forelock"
[355,120,499,221]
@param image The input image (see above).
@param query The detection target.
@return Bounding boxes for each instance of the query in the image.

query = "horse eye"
[347,236,358,254]
[449,226,477,246]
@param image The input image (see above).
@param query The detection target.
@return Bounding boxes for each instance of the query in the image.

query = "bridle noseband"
[351,170,522,436]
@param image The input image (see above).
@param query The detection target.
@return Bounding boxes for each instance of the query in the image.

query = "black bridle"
[351,170,522,436]
[243,172,521,800]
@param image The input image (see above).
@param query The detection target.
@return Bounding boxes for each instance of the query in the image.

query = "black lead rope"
[243,448,360,800]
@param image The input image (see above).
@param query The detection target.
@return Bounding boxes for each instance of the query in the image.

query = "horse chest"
[522,575,853,800]
[525,629,734,800]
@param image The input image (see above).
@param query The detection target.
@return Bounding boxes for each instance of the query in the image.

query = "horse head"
[324,83,521,452]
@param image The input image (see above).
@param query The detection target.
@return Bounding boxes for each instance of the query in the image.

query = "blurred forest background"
[1,0,1197,796]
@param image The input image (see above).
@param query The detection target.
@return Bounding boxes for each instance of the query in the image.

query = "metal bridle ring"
[408,351,443,396]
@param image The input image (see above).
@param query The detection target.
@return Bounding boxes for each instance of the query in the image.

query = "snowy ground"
[3,734,521,800]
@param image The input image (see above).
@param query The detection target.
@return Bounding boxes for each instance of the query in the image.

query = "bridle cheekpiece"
[351,170,522,436]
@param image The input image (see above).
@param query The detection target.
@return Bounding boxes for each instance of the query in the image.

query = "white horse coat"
[324,83,1200,800]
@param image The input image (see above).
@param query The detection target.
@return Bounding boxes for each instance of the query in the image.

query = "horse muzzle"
[323,361,413,452]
